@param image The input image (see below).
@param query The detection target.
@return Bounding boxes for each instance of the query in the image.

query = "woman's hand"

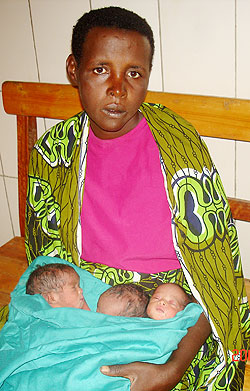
[100,313,212,391]
[100,360,180,391]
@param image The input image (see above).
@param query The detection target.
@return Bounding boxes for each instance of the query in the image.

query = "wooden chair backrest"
[2,81,250,237]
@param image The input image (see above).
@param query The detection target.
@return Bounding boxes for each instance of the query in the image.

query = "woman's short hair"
[71,6,155,69]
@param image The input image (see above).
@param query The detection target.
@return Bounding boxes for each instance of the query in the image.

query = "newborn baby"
[146,283,192,320]
[26,263,90,310]
[97,283,149,317]
[97,282,192,319]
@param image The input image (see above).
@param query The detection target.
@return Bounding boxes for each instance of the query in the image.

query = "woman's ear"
[66,54,78,86]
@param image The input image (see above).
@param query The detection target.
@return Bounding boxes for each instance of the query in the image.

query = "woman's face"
[67,27,151,139]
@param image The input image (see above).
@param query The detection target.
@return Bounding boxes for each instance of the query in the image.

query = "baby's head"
[26,263,89,310]
[97,283,149,317]
[146,283,192,320]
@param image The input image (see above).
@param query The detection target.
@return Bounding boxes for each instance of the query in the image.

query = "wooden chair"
[1,81,250,298]
[1,81,250,389]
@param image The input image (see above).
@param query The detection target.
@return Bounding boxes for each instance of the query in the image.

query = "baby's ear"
[66,54,78,86]
[42,291,59,308]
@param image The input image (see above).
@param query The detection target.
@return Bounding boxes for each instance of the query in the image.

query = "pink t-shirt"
[81,117,180,273]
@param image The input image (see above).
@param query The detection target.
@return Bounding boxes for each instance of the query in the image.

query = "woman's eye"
[128,70,140,79]
[93,67,106,75]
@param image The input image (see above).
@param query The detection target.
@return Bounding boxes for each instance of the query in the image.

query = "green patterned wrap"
[24,103,249,390]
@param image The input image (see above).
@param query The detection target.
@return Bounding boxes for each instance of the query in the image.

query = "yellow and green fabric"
[24,103,249,390]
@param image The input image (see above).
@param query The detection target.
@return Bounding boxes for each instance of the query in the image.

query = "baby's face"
[146,284,188,320]
[53,270,88,310]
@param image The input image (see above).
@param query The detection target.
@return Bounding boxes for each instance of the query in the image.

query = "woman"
[25,6,249,391]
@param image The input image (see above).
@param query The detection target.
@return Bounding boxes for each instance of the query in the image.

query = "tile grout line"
[28,0,41,82]
[28,0,46,130]
[0,174,18,179]
[0,154,15,236]
[157,0,165,92]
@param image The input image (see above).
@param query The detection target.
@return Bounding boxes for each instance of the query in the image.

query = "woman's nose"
[107,75,127,98]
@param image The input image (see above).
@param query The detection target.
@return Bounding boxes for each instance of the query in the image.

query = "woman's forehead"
[80,26,151,68]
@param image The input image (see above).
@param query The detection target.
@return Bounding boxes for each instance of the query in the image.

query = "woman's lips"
[102,104,126,118]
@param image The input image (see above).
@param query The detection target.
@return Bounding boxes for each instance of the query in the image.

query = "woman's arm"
[100,313,211,391]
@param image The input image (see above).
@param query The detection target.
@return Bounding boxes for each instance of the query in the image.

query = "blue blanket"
[0,256,202,391]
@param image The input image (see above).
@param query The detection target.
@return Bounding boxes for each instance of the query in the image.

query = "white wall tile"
[236,221,250,279]
[5,177,20,237]
[30,0,91,83]
[44,118,63,135]
[0,95,18,178]
[91,0,163,91]
[0,0,38,86]
[159,0,235,96]
[37,117,46,139]
[38,118,65,140]
[236,141,250,200]
[0,176,14,245]
[236,0,250,99]
[202,137,235,198]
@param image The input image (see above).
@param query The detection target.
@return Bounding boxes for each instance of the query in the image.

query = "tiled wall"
[1,0,250,276]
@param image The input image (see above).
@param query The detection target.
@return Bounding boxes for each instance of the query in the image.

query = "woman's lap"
[79,260,243,390]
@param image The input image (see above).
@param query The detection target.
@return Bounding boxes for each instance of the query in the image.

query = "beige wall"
[1,0,250,276]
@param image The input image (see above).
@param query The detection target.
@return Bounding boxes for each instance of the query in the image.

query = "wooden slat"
[2,81,82,120]
[3,81,250,142]
[244,365,250,391]
[0,236,26,259]
[228,197,250,222]
[146,91,250,142]
[17,115,37,236]
[245,279,250,302]
[0,237,27,306]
